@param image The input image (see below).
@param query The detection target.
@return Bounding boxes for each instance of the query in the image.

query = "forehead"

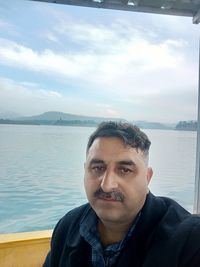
[86,137,144,162]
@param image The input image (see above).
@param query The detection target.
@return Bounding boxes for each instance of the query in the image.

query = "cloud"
[0,18,18,36]
[0,28,196,96]
[119,87,198,122]
[0,19,11,29]
[43,31,60,43]
[0,77,115,118]
[0,78,62,99]
[0,38,91,79]
[0,78,63,115]
[95,104,120,117]
[54,17,118,47]
[0,6,198,122]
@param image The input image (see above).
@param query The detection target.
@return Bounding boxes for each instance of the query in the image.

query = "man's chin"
[94,206,124,222]
[98,213,122,223]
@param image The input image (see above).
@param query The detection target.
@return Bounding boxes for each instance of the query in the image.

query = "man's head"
[84,121,153,226]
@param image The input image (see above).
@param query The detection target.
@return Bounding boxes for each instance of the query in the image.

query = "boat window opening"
[0,0,199,235]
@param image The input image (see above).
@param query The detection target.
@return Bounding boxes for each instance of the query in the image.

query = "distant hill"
[175,121,197,131]
[132,120,173,130]
[16,111,123,123]
[0,111,176,130]
[0,111,22,119]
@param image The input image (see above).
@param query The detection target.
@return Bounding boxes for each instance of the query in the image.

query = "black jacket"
[43,192,200,267]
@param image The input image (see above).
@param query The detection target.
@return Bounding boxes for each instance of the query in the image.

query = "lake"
[0,124,197,233]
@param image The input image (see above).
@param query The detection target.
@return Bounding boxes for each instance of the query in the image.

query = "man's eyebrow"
[89,159,105,165]
[117,160,136,166]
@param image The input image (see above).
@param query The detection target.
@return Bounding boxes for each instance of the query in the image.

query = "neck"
[98,219,133,247]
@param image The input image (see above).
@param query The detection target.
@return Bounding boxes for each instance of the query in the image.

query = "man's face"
[84,137,153,225]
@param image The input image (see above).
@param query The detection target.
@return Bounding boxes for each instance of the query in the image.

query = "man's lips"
[98,196,119,202]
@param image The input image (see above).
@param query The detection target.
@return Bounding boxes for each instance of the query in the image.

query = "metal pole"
[194,38,200,214]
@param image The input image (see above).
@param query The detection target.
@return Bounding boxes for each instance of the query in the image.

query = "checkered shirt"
[80,207,141,267]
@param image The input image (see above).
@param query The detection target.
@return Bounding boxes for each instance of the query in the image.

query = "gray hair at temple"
[86,121,151,161]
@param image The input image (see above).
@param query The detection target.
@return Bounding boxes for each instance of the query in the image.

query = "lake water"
[0,124,197,233]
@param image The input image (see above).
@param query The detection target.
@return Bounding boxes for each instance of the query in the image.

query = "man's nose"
[100,170,118,192]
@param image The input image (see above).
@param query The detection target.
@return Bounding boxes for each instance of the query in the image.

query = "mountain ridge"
[16,111,123,122]
[0,111,174,129]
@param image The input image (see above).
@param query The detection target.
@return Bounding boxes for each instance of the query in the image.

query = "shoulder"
[182,214,200,240]
[144,193,200,239]
[143,192,191,223]
[143,193,200,266]
[51,203,90,246]
[154,194,200,228]
[179,215,200,266]
[43,203,91,266]
[148,192,191,219]
[160,196,200,230]
[59,203,91,226]
[151,194,200,259]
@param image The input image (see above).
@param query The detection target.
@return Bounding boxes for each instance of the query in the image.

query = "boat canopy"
[31,0,200,24]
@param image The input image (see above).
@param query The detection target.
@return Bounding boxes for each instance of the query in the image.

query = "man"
[43,121,200,267]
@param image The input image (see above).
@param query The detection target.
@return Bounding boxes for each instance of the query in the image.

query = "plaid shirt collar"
[80,206,141,267]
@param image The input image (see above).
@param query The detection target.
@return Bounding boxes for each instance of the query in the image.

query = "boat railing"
[0,230,52,267]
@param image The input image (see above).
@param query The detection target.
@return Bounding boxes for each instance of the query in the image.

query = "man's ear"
[147,167,153,184]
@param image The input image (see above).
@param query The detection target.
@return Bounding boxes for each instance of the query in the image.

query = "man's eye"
[92,166,105,172]
[120,167,132,174]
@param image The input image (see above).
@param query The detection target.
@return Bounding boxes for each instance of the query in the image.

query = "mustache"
[94,188,125,202]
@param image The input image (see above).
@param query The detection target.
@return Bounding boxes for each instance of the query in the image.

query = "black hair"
[86,121,151,156]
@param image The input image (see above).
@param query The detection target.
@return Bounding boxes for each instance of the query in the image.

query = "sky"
[0,0,199,123]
